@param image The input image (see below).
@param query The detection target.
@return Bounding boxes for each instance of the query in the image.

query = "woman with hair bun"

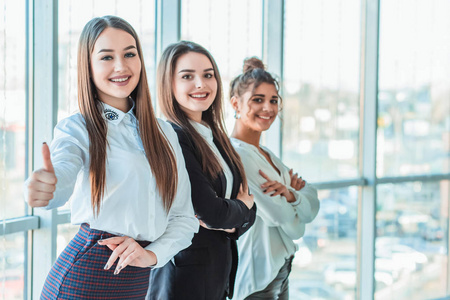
[229,57,320,299]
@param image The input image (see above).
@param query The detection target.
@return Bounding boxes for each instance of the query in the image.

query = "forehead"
[93,27,136,51]
[175,52,213,70]
[252,82,278,95]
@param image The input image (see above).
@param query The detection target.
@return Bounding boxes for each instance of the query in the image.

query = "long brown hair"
[157,41,247,188]
[78,15,177,215]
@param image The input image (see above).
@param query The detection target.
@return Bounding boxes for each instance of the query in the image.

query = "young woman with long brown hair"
[147,41,256,300]
[229,58,320,299]
[24,16,198,299]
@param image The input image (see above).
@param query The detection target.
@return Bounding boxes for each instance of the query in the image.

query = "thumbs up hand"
[25,142,58,207]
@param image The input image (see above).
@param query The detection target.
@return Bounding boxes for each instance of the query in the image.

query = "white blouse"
[231,138,320,299]
[190,121,233,199]
[27,102,199,268]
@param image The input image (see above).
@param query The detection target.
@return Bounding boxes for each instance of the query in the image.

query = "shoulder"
[230,138,255,159]
[54,113,87,137]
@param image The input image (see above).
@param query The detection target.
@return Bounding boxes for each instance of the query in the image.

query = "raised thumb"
[42,142,54,173]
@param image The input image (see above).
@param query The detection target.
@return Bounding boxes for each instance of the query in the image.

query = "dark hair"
[78,15,178,215]
[157,40,247,187]
[229,57,282,105]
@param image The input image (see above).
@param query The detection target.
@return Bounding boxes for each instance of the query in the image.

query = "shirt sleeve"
[174,128,255,233]
[144,122,199,268]
[236,145,320,240]
[24,115,87,210]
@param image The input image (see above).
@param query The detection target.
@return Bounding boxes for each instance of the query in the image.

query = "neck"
[102,97,131,113]
[231,120,262,148]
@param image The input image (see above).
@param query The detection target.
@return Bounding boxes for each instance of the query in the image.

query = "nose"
[114,57,127,72]
[262,100,273,112]
[195,77,204,89]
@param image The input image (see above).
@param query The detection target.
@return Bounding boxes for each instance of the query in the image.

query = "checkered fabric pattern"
[41,223,151,299]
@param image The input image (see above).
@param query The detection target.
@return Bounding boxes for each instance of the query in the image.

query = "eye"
[252,98,263,103]
[270,99,279,104]
[204,73,214,79]
[101,55,113,61]
[181,74,192,79]
[125,52,137,58]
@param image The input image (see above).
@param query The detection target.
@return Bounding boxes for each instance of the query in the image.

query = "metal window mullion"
[357,0,380,299]
[31,0,59,298]
[262,0,283,157]
[156,0,180,59]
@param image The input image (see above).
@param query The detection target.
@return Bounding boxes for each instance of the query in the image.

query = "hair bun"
[243,57,265,73]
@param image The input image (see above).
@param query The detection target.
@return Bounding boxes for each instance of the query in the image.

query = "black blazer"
[148,124,256,300]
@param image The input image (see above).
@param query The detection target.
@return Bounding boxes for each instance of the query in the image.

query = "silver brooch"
[104,108,119,121]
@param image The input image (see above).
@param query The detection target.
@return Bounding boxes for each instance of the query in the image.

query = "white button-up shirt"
[32,102,199,268]
[190,121,233,199]
[231,138,320,299]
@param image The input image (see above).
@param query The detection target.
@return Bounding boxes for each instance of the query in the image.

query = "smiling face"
[234,82,279,132]
[90,27,141,110]
[172,52,218,122]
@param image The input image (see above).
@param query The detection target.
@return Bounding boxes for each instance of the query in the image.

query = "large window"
[378,0,450,177]
[1,1,449,299]
[282,0,361,183]
[181,0,263,131]
[376,181,449,299]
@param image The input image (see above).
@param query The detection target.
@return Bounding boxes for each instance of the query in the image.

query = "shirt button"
[242,222,249,228]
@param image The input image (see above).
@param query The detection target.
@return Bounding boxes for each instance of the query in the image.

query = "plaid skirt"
[41,223,151,300]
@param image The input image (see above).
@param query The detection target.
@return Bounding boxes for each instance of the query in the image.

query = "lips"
[257,115,273,120]
[109,76,131,86]
[189,92,210,100]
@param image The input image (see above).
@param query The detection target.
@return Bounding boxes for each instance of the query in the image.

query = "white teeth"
[259,116,270,120]
[111,77,129,82]
[191,94,207,98]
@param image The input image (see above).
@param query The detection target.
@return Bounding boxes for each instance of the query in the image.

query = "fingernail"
[104,263,109,270]
[43,142,47,145]
[114,269,119,275]
[97,239,103,243]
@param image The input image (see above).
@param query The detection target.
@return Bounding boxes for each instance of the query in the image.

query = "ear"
[230,96,240,111]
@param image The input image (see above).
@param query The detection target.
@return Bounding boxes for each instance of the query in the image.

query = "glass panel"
[0,0,27,219]
[181,0,263,132]
[375,180,449,299]
[0,233,25,300]
[282,0,361,183]
[378,0,450,177]
[290,187,358,300]
[57,0,156,210]
[57,223,79,256]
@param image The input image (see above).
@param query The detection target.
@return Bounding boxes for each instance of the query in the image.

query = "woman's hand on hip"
[98,236,157,275]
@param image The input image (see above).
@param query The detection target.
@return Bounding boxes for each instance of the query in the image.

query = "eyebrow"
[252,94,279,98]
[178,68,214,73]
[97,45,136,54]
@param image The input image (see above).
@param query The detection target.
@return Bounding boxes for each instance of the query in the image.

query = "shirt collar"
[190,120,213,142]
[101,100,136,124]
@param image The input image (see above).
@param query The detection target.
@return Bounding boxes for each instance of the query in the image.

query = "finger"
[42,142,54,173]
[29,191,54,202]
[98,236,127,245]
[114,244,138,274]
[28,180,56,193]
[261,180,276,188]
[116,250,139,274]
[289,169,293,177]
[104,240,129,270]
[105,244,119,251]
[28,199,50,207]
[258,170,272,181]
[32,169,57,185]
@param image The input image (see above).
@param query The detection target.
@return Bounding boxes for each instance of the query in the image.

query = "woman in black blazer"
[148,41,256,300]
